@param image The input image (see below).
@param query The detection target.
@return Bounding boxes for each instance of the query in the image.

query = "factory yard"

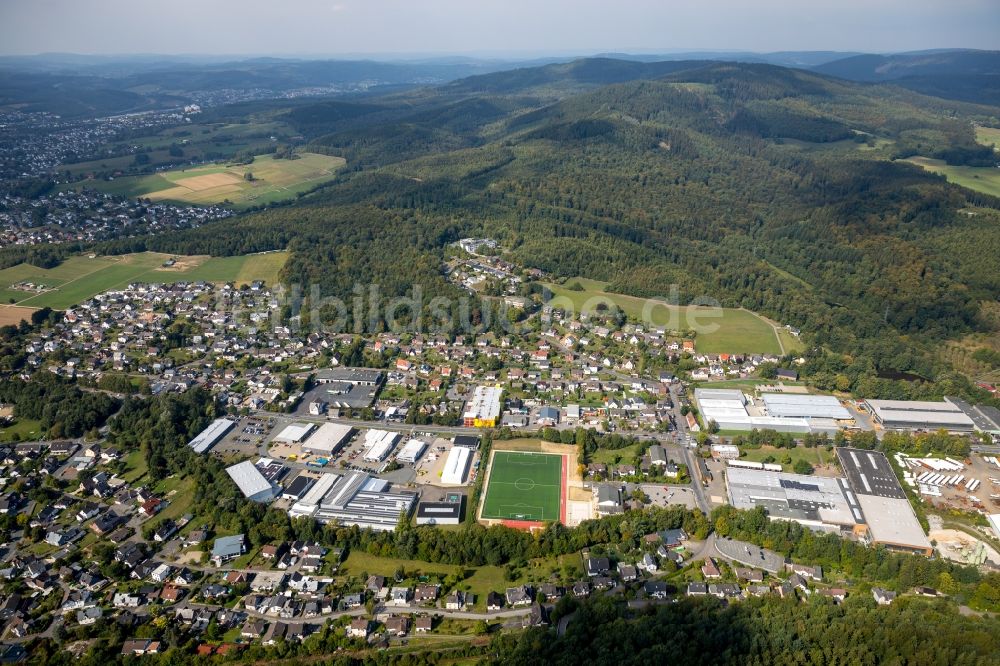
[901,452,1000,515]
[928,527,1000,566]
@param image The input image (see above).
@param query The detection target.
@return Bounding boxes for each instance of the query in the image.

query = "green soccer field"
[481,451,563,522]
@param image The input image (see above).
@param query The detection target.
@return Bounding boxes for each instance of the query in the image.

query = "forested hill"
[812,49,1000,105]
[96,58,1000,384]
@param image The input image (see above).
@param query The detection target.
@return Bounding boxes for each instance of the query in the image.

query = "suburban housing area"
[2,262,998,659]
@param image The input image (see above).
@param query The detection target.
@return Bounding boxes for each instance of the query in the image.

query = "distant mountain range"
[0,49,997,117]
[812,49,1000,105]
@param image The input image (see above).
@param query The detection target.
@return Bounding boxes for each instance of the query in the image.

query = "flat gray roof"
[761,393,851,420]
[865,399,975,430]
[315,367,384,385]
[836,447,907,499]
[188,418,235,454]
[695,388,746,403]
[715,537,784,573]
[726,466,860,526]
[226,460,276,499]
[946,396,1000,433]
[856,494,931,553]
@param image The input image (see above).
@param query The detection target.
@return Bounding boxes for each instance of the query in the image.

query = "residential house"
[505,586,533,607]
[585,557,610,577]
[486,591,504,611]
[211,534,245,567]
[347,619,370,639]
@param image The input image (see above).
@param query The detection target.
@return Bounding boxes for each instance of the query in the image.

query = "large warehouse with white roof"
[836,447,932,555]
[761,393,851,420]
[188,418,235,454]
[287,470,415,531]
[395,439,428,464]
[302,423,354,455]
[864,398,976,432]
[694,389,843,434]
[273,423,316,443]
[726,465,861,531]
[226,460,279,503]
[362,429,401,462]
[441,446,472,485]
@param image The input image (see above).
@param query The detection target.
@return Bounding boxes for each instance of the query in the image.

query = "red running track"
[560,454,568,525]
[501,454,569,531]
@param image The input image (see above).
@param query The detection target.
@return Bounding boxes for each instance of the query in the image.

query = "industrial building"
[864,398,976,432]
[441,446,472,485]
[836,447,933,555]
[395,439,428,464]
[725,465,861,532]
[314,367,383,386]
[255,458,289,484]
[287,470,415,531]
[188,418,235,454]
[694,389,841,434]
[311,367,384,408]
[463,386,503,427]
[281,474,316,501]
[939,397,1000,435]
[273,423,315,443]
[761,393,851,421]
[226,460,280,503]
[362,429,401,462]
[453,435,481,449]
[302,423,354,456]
[415,501,463,525]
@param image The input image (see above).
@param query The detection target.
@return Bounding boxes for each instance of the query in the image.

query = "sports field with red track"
[481,450,563,522]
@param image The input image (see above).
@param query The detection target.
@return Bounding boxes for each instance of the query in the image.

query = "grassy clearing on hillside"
[975,126,1000,151]
[0,251,287,309]
[543,280,782,355]
[776,328,806,354]
[902,157,1000,198]
[70,152,345,208]
[340,551,511,610]
[0,419,43,443]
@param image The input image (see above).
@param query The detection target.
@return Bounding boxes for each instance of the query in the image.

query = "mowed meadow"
[67,152,345,208]
[0,251,288,314]
[543,278,794,355]
[902,156,1000,198]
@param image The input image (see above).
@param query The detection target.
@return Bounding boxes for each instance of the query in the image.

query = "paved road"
[675,445,710,514]
[176,597,532,625]
[253,410,480,436]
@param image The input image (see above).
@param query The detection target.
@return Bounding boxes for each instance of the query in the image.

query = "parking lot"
[210,415,275,458]
[414,438,480,488]
[639,484,699,510]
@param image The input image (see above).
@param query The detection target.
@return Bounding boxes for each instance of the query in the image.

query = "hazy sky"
[1,0,997,57]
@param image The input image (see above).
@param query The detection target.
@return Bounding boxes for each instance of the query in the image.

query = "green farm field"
[68,152,345,208]
[60,121,293,177]
[0,250,287,310]
[543,279,784,355]
[481,450,563,522]
[902,157,1000,198]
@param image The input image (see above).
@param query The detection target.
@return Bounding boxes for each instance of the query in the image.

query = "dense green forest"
[494,594,1000,665]
[71,59,1000,393]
